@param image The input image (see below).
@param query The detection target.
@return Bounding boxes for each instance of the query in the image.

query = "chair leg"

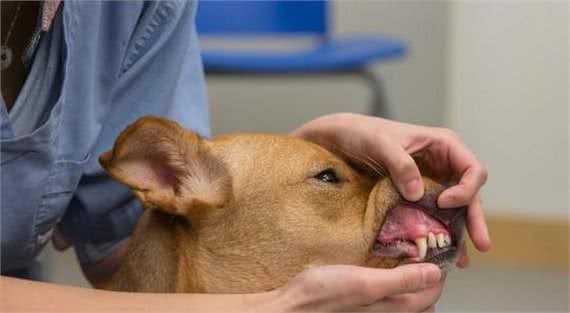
[360,68,389,118]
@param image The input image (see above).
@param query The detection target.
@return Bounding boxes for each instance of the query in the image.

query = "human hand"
[261,264,443,312]
[0,265,440,313]
[292,113,491,267]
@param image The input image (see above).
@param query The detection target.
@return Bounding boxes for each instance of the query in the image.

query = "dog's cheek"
[363,179,401,238]
[363,257,400,269]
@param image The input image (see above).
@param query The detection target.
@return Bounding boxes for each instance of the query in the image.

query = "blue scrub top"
[1,1,210,276]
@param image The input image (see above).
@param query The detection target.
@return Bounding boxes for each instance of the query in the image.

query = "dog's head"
[100,117,466,293]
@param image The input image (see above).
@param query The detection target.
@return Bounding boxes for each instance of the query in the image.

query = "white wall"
[206,1,449,135]
[333,1,449,126]
[447,1,569,220]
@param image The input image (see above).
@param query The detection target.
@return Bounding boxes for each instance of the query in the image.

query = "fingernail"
[421,264,441,286]
[401,179,423,201]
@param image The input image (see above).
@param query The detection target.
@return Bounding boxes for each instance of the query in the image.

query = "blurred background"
[40,1,569,311]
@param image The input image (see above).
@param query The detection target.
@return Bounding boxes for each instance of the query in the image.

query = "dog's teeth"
[436,233,445,248]
[415,237,428,260]
[444,234,452,246]
[427,232,437,248]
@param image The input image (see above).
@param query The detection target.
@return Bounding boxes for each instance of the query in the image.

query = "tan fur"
[98,116,449,293]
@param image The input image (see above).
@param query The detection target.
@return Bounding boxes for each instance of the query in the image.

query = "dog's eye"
[314,169,340,183]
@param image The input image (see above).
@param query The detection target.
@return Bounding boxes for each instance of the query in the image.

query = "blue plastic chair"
[196,1,408,117]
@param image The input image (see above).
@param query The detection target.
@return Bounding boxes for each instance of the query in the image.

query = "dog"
[97,116,466,293]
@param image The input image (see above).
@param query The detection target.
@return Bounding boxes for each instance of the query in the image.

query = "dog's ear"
[99,116,231,219]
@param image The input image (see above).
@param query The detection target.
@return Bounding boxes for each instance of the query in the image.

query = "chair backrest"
[196,0,328,36]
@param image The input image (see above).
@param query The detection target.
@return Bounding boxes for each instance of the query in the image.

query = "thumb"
[279,264,441,311]
[379,144,424,201]
[375,263,442,296]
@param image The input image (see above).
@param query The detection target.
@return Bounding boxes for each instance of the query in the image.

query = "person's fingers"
[437,140,488,208]
[456,243,470,268]
[438,164,488,208]
[369,138,425,202]
[333,264,441,308]
[465,195,492,252]
[287,264,441,311]
[355,282,444,312]
[51,227,72,251]
[371,263,441,298]
[423,134,489,252]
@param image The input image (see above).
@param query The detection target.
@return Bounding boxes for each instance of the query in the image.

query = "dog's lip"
[409,197,467,228]
[376,200,452,242]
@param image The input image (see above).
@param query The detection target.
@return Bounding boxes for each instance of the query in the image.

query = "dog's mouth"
[372,197,467,270]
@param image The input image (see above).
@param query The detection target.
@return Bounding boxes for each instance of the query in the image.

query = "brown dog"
[97,116,466,293]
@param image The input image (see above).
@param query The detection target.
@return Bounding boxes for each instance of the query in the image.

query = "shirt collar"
[41,0,61,31]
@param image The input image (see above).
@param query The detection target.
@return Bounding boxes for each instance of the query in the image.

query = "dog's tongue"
[377,204,448,241]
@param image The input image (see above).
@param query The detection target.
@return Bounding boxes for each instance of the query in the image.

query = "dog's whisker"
[362,154,388,177]
[350,151,387,177]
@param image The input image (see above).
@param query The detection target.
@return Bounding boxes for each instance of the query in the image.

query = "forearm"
[0,276,274,313]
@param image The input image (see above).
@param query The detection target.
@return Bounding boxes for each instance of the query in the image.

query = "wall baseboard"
[466,214,569,270]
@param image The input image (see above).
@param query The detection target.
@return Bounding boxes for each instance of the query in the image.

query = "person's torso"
[1,0,210,274]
